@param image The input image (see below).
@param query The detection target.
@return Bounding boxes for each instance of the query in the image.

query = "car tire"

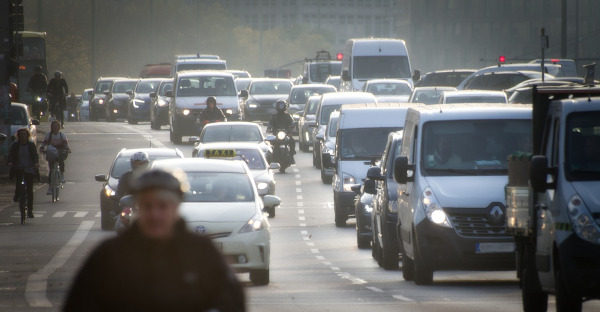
[89,110,96,121]
[381,226,399,270]
[150,120,156,129]
[401,248,415,281]
[413,239,433,285]
[521,267,548,312]
[315,151,322,169]
[371,221,379,260]
[321,168,332,184]
[356,223,371,250]
[555,268,581,312]
[250,269,270,286]
[101,210,114,230]
[170,125,182,144]
[334,200,346,227]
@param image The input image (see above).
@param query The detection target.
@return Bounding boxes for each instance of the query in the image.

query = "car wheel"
[250,269,270,286]
[89,110,96,121]
[279,166,286,174]
[521,267,548,312]
[101,210,115,230]
[315,150,322,169]
[150,119,156,129]
[381,221,399,270]
[334,200,346,227]
[371,221,379,260]
[356,214,370,249]
[170,125,182,144]
[401,245,415,281]
[555,268,581,312]
[413,238,433,285]
[321,168,332,184]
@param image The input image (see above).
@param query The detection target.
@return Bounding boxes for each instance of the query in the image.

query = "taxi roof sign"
[204,149,236,158]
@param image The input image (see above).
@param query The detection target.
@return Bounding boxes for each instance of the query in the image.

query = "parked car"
[89,77,126,121]
[298,95,321,152]
[127,78,161,124]
[105,78,138,121]
[408,86,456,104]
[440,90,508,104]
[149,79,173,130]
[415,69,476,87]
[362,79,413,102]
[10,103,39,143]
[240,78,293,121]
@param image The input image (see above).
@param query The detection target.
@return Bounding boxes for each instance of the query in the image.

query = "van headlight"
[342,173,356,192]
[568,194,600,244]
[239,214,265,233]
[422,187,450,227]
[176,108,191,116]
[98,99,104,104]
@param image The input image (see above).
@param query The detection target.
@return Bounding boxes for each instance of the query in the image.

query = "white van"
[341,38,414,92]
[324,106,411,227]
[393,104,531,285]
[170,58,227,77]
[167,71,240,144]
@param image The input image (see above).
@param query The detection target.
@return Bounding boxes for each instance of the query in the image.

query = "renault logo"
[487,203,505,227]
[194,225,207,234]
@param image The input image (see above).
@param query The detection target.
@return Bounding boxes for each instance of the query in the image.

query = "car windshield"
[236,79,251,91]
[10,107,28,125]
[177,63,226,71]
[420,72,473,87]
[328,117,339,137]
[445,95,506,104]
[201,125,262,143]
[411,90,446,104]
[112,81,137,93]
[158,81,173,96]
[340,127,400,160]
[81,91,91,101]
[421,120,531,176]
[566,112,600,181]
[306,98,320,114]
[177,76,237,97]
[309,63,342,82]
[249,81,292,95]
[353,56,411,79]
[200,149,266,170]
[290,87,335,104]
[184,172,255,202]
[95,81,113,93]
[465,73,539,91]
[366,83,412,96]
[135,80,160,93]
[319,104,342,125]
[110,155,179,179]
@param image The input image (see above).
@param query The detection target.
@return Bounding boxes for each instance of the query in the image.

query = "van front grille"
[446,209,510,238]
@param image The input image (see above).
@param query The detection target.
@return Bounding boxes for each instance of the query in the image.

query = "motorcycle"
[115,195,135,233]
[67,105,79,121]
[267,128,292,173]
[31,92,47,120]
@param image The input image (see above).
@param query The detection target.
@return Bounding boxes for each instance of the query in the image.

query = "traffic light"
[336,53,343,60]
[498,55,506,64]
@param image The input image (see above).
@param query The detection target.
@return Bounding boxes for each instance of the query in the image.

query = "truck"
[506,84,600,311]
[302,50,342,85]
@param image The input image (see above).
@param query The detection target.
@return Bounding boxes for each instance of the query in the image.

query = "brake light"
[550,59,560,63]
[336,53,343,60]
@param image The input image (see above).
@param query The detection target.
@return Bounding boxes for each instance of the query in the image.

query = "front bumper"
[130,105,151,120]
[556,234,600,299]
[107,104,128,118]
[154,105,169,125]
[334,190,356,216]
[215,229,270,272]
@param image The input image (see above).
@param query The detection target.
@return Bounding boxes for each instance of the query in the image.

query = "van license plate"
[476,242,515,253]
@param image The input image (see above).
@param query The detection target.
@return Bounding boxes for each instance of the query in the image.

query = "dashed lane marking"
[367,286,384,293]
[393,295,415,302]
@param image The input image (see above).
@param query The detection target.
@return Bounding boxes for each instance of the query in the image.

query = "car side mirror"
[31,119,40,125]
[119,195,135,209]
[530,155,549,193]
[363,179,377,194]
[263,195,281,208]
[95,174,108,182]
[188,136,200,143]
[315,133,324,141]
[269,163,281,170]
[412,69,421,82]
[149,92,156,98]
[266,134,276,141]
[125,90,133,96]
[366,166,383,181]
[342,70,350,81]
[239,89,249,99]
[0,133,6,142]
[307,120,317,128]
[165,90,173,98]
[87,90,93,95]
[322,152,335,169]
[393,156,413,184]
[350,184,362,194]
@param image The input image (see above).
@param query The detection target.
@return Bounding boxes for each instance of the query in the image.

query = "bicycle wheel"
[19,183,27,224]
[51,167,59,202]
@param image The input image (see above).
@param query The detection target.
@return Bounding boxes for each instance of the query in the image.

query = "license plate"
[214,242,223,251]
[476,242,515,253]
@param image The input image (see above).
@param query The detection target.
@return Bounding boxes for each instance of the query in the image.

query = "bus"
[16,31,47,104]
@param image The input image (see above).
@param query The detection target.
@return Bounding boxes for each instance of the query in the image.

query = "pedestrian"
[8,128,40,219]
[46,71,68,128]
[63,169,246,312]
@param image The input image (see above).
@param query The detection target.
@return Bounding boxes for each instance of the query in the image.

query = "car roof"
[195,142,263,151]
[250,78,292,83]
[424,69,477,74]
[202,121,260,130]
[117,148,183,158]
[443,90,507,97]
[365,79,411,85]
[409,103,531,122]
[97,77,127,82]
[413,86,457,91]
[291,84,335,89]
[11,102,28,109]
[176,58,225,64]
[176,70,233,78]
[152,158,248,174]
[321,92,376,104]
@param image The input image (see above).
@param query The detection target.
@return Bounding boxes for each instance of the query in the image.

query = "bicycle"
[15,168,28,224]
[43,146,66,202]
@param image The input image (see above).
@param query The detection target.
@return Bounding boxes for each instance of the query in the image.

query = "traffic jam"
[3,1,600,311]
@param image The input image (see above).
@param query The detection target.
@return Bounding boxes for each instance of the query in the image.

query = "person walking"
[63,169,246,312]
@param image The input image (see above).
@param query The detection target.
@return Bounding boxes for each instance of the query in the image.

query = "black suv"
[89,77,126,121]
[366,130,403,270]
[105,78,138,122]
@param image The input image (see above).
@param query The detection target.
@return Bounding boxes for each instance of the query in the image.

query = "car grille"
[446,209,510,238]
[209,232,231,239]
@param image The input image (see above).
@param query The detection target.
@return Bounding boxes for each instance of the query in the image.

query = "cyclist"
[27,65,47,117]
[116,151,150,201]
[46,71,68,128]
[40,120,71,194]
[268,100,296,164]
[199,96,226,126]
[8,128,40,219]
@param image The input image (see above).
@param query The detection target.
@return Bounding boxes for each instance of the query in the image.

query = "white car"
[439,90,508,104]
[362,79,413,103]
[10,103,39,143]
[151,158,280,286]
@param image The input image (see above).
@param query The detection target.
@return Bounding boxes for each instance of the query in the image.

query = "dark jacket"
[8,141,40,180]
[115,170,134,200]
[27,73,48,92]
[47,77,68,96]
[63,220,245,312]
[269,112,294,131]
[199,108,226,124]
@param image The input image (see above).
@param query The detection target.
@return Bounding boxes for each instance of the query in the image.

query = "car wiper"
[426,168,492,175]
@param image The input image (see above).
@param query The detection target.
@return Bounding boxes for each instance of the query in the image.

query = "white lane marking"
[95,211,101,218]
[393,295,414,302]
[331,267,340,271]
[297,195,303,200]
[297,202,304,207]
[293,168,299,173]
[310,249,320,254]
[295,181,302,186]
[52,211,67,218]
[367,286,384,293]
[300,230,308,235]
[306,242,315,246]
[298,209,304,214]
[12,211,46,218]
[336,272,367,285]
[295,174,301,179]
[321,202,333,209]
[296,188,302,193]
[303,236,310,241]
[298,216,306,221]
[73,212,88,218]
[299,223,306,227]
[26,221,94,307]
[322,261,332,266]
[122,125,166,148]
[315,256,325,260]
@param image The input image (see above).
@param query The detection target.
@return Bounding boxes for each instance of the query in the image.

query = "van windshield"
[177,76,237,97]
[340,127,400,160]
[353,56,411,79]
[309,63,342,82]
[421,120,531,176]
[566,112,600,181]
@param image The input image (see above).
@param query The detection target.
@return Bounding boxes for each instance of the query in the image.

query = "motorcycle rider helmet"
[54,71,62,78]
[206,96,217,106]
[34,65,42,72]
[130,151,149,169]
[275,100,287,113]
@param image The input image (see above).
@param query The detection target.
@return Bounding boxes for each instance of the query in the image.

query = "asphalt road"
[1,121,598,312]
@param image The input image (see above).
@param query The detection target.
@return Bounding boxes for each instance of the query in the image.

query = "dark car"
[94,148,184,230]
[105,78,138,121]
[241,78,292,121]
[369,130,403,270]
[89,77,126,121]
[416,69,476,88]
[463,70,545,91]
[287,84,336,133]
[149,79,173,129]
[128,78,162,124]
[352,180,374,250]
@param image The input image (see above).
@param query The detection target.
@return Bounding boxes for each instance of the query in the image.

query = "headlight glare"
[567,194,600,244]
[239,214,264,233]
[421,187,451,228]
[277,131,286,140]
[257,182,269,190]
[104,185,116,197]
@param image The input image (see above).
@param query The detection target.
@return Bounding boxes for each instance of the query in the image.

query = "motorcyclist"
[66,92,79,121]
[199,96,226,126]
[46,71,68,128]
[116,151,150,201]
[268,100,296,164]
[27,66,47,117]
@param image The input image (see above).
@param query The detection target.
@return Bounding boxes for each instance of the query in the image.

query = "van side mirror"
[530,155,549,193]
[165,90,173,98]
[366,166,383,181]
[307,120,317,128]
[239,89,249,99]
[350,184,362,194]
[87,90,93,95]
[322,152,335,169]
[95,174,108,182]
[149,92,156,98]
[412,69,421,82]
[363,179,377,195]
[342,70,350,81]
[393,156,412,184]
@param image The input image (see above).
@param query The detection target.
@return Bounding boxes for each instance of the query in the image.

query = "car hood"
[248,94,288,104]
[340,160,373,183]
[424,176,508,208]
[570,181,600,214]
[179,202,257,222]
[250,170,271,183]
[375,95,410,103]
[111,94,130,102]
[176,96,239,109]
[134,94,152,104]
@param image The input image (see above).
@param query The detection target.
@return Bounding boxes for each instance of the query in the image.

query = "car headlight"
[104,185,116,197]
[225,108,234,115]
[342,173,356,192]
[568,194,600,244]
[277,131,286,140]
[157,99,167,107]
[363,203,373,214]
[239,214,265,233]
[257,182,269,190]
[36,96,42,101]
[176,108,191,116]
[98,99,104,104]
[422,187,451,227]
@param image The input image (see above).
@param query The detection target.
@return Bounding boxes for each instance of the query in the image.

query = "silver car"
[297,95,321,152]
